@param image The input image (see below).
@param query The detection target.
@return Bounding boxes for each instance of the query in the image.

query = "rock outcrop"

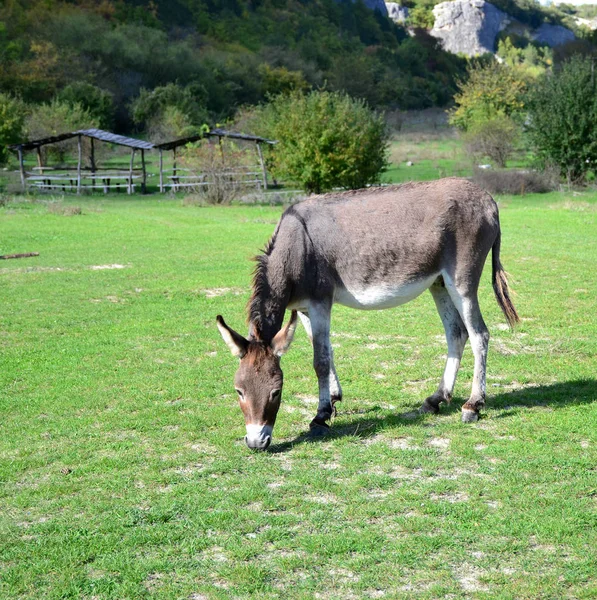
[385,2,409,24]
[430,0,510,56]
[429,0,577,57]
[532,23,576,46]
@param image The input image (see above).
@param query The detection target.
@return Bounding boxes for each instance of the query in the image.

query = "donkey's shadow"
[269,379,597,453]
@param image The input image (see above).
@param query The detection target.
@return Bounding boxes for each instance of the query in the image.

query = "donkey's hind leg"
[443,276,490,423]
[421,279,469,415]
[298,310,342,412]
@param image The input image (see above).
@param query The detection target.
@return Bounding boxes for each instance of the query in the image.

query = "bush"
[472,167,557,195]
[464,116,519,168]
[0,93,26,165]
[251,91,389,193]
[526,55,597,184]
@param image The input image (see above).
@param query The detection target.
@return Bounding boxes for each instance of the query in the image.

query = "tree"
[130,83,208,141]
[449,61,527,131]
[526,55,597,183]
[0,93,25,164]
[58,83,115,129]
[252,90,388,193]
[25,99,99,162]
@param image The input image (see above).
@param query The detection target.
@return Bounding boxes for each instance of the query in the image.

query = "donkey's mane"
[247,232,277,332]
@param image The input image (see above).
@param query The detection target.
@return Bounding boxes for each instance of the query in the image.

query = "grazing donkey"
[217,178,519,450]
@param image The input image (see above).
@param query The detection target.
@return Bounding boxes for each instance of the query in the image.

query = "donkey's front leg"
[298,311,343,411]
[305,303,335,434]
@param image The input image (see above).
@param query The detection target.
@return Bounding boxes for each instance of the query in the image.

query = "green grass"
[1,191,597,599]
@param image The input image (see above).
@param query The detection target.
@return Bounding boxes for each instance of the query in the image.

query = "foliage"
[407,6,436,29]
[0,93,26,164]
[57,83,115,130]
[0,0,467,131]
[464,116,519,168]
[130,83,209,135]
[449,61,527,131]
[526,55,597,183]
[496,36,553,78]
[25,99,99,162]
[253,90,388,193]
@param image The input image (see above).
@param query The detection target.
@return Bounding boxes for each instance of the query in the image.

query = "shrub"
[178,139,258,204]
[252,90,389,193]
[464,116,519,168]
[526,55,597,184]
[472,167,557,195]
[0,93,26,165]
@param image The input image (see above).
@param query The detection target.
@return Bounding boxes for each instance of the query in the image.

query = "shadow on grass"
[269,379,597,453]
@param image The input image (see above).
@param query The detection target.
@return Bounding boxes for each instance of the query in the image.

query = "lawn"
[1,190,596,599]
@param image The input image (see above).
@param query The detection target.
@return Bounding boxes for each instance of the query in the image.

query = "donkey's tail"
[492,229,520,329]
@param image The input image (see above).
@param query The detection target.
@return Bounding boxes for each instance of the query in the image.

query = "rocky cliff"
[384,0,577,57]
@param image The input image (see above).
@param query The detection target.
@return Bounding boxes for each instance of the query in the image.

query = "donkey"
[217,178,519,450]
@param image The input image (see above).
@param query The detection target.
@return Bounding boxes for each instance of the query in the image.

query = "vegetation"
[1,190,597,598]
[252,91,389,193]
[0,92,25,164]
[449,61,527,132]
[526,55,597,183]
[0,0,466,134]
[464,115,519,168]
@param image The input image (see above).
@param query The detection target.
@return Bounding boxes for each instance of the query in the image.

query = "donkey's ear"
[271,310,298,357]
[216,315,249,358]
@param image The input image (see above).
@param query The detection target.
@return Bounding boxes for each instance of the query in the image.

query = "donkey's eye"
[270,389,282,402]
[235,388,245,401]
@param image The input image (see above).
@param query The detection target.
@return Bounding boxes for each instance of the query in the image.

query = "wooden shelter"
[154,128,276,193]
[9,129,154,194]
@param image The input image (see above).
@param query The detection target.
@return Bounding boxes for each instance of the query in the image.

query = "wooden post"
[159,149,164,193]
[141,148,146,194]
[172,147,177,192]
[256,142,268,190]
[90,137,96,191]
[218,136,224,159]
[128,149,135,194]
[77,135,82,195]
[17,146,26,192]
[36,147,45,190]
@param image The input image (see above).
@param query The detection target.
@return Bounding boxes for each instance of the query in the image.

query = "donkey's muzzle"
[245,435,271,450]
[245,424,273,451]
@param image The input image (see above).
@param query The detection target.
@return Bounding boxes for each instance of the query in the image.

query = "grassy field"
[1,189,596,599]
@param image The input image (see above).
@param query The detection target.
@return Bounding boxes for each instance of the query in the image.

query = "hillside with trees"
[0,0,466,135]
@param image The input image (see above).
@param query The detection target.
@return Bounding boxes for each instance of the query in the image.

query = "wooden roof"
[154,128,276,151]
[9,129,154,151]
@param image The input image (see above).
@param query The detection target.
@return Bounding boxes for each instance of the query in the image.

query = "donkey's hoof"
[309,417,331,437]
[420,399,440,415]
[461,408,479,423]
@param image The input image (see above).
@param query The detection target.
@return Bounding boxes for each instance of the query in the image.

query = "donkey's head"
[216,311,298,450]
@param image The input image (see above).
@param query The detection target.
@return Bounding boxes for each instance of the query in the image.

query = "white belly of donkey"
[334,274,438,310]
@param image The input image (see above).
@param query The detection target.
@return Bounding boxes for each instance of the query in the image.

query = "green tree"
[449,61,527,131]
[130,83,209,138]
[58,83,115,129]
[0,92,26,164]
[253,90,388,193]
[25,99,98,162]
[526,55,597,183]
